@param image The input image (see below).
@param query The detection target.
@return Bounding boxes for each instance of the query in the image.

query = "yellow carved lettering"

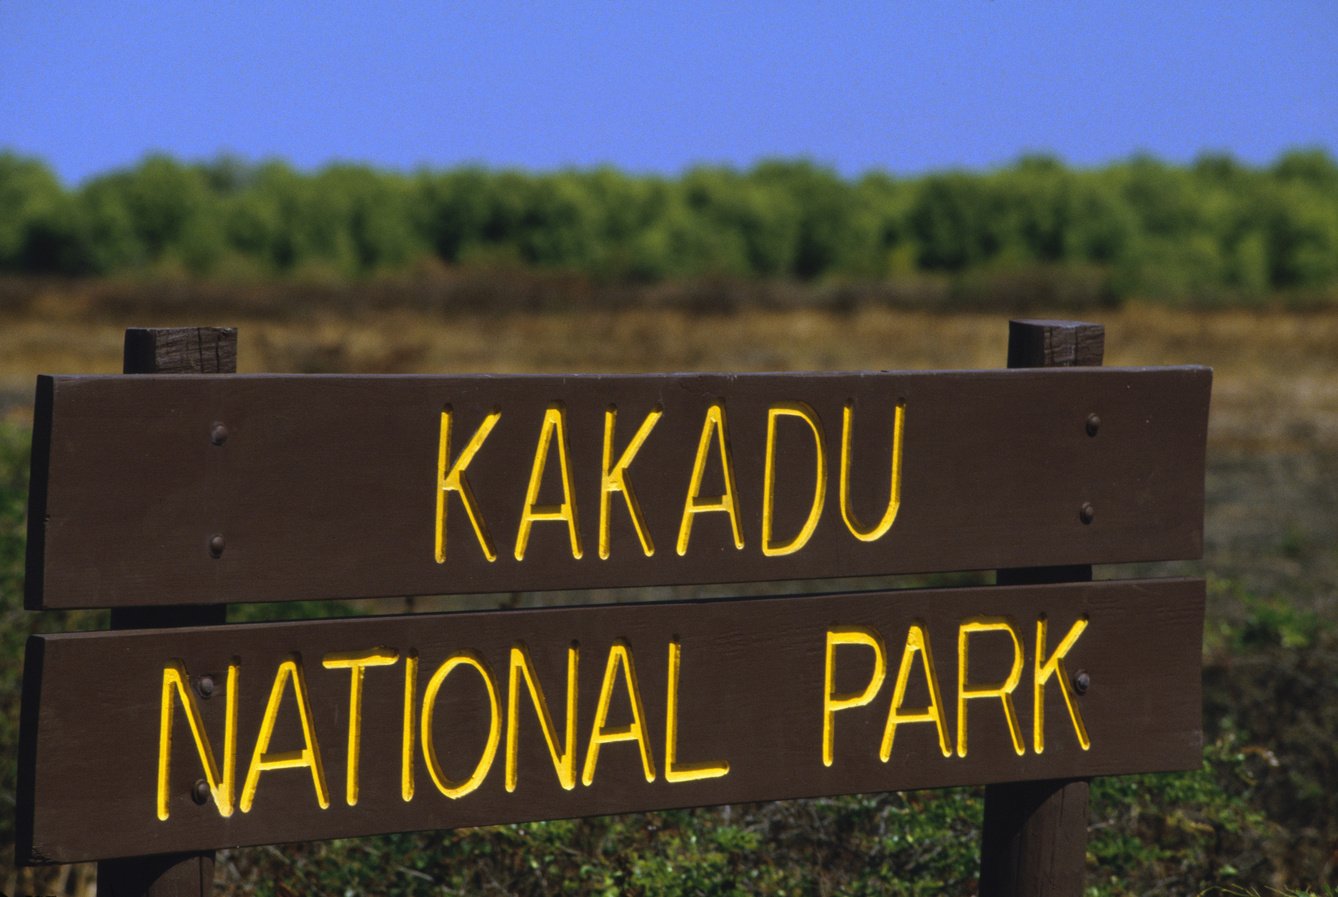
[822,627,887,767]
[402,650,418,802]
[1033,616,1091,753]
[157,662,238,820]
[956,620,1025,758]
[664,640,730,782]
[676,403,744,556]
[879,624,951,761]
[762,402,827,557]
[839,401,906,541]
[436,407,502,563]
[599,405,663,559]
[516,404,583,561]
[582,640,656,785]
[420,651,501,799]
[506,642,579,792]
[240,658,329,813]
[322,648,399,807]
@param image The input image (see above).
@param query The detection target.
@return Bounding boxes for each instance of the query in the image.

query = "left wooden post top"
[123,327,238,375]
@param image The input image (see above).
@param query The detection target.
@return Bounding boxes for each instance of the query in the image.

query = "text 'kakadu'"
[434,399,907,564]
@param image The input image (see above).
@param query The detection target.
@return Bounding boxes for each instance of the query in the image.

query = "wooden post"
[978,319,1103,897]
[96,327,235,897]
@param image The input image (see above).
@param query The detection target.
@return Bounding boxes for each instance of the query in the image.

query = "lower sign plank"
[18,579,1203,864]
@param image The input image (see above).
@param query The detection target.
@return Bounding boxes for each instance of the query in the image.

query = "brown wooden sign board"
[17,578,1204,864]
[26,368,1210,609]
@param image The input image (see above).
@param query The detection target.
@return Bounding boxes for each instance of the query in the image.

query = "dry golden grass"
[2,294,1336,453]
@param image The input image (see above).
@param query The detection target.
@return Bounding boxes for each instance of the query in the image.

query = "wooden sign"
[17,578,1204,864]
[26,368,1210,609]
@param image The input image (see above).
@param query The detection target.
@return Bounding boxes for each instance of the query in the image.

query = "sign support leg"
[979,319,1104,897]
[97,854,216,897]
[95,327,235,897]
[979,778,1089,897]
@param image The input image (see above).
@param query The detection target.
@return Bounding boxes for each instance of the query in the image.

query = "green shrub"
[5,149,1338,309]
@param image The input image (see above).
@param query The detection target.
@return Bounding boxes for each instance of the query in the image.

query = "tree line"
[3,149,1337,303]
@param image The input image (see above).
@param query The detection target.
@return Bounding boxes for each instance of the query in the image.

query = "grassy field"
[2,279,1336,895]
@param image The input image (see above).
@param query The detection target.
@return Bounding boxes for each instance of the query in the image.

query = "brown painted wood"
[26,367,1211,609]
[98,854,215,897]
[96,328,232,897]
[979,778,1090,896]
[993,549,1096,897]
[17,578,1204,864]
[981,319,1105,897]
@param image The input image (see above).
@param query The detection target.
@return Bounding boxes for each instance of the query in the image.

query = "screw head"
[192,779,210,805]
[1086,413,1101,437]
[1073,670,1091,695]
[209,534,226,557]
[1079,502,1095,525]
[196,675,216,698]
[210,423,229,446]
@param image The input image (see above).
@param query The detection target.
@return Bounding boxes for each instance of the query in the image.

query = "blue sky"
[3,2,1336,185]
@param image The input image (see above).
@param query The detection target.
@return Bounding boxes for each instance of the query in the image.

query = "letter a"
[240,659,330,812]
[879,625,951,761]
[677,403,744,556]
[515,405,583,561]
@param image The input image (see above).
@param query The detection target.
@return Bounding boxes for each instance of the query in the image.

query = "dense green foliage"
[4,150,1338,305]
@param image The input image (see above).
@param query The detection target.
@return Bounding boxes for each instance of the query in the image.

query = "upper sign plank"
[26,368,1211,609]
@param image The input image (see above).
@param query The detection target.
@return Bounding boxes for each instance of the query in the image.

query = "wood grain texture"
[111,326,232,630]
[123,327,237,376]
[26,367,1211,609]
[980,779,1090,896]
[100,327,233,896]
[17,579,1204,864]
[981,318,1104,897]
[1006,320,1104,369]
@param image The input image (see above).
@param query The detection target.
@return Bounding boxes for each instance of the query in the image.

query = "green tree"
[0,152,78,273]
[908,172,997,271]
[750,159,853,278]
[1259,182,1338,288]
[311,165,423,274]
